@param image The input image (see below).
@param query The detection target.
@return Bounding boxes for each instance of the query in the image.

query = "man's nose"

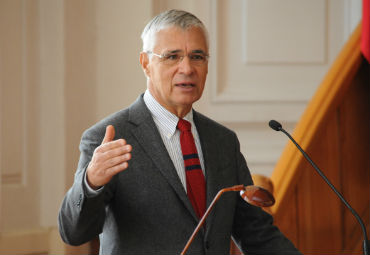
[178,55,194,74]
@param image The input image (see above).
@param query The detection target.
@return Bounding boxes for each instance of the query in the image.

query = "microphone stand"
[180,184,275,255]
[269,120,370,255]
[180,185,245,255]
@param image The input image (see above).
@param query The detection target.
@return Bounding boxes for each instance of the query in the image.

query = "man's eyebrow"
[192,49,207,54]
[164,49,182,54]
[163,49,207,54]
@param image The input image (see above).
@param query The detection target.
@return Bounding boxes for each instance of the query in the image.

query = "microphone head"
[269,120,282,131]
[240,185,275,207]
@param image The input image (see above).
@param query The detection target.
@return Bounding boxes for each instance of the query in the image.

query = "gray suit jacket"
[58,95,301,255]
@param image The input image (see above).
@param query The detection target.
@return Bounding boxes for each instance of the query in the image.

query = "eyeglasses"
[147,50,209,66]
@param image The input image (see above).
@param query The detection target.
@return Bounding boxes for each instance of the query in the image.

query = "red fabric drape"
[362,0,370,62]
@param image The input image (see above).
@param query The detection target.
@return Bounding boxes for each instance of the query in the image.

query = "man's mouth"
[176,83,196,87]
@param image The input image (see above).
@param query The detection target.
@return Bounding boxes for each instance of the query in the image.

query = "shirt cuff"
[84,170,104,196]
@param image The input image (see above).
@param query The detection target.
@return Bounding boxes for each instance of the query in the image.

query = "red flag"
[362,0,370,62]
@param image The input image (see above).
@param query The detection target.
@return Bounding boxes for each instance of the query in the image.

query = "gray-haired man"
[58,9,301,255]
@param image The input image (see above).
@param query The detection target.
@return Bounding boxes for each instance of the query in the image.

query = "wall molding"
[209,0,330,104]
[241,0,328,65]
[0,228,50,254]
[0,0,29,186]
[1,173,22,185]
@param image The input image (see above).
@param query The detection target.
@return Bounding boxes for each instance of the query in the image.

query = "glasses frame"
[147,50,210,66]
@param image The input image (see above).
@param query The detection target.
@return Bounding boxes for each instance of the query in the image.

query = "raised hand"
[86,125,132,190]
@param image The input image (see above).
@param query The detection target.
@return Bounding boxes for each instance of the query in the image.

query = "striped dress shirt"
[84,90,205,194]
[143,90,205,191]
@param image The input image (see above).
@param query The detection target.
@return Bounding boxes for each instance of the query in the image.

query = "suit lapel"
[194,112,224,203]
[127,96,199,222]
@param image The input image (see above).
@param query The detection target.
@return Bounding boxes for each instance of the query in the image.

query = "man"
[58,9,302,255]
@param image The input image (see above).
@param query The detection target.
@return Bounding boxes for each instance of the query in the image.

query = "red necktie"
[177,119,206,218]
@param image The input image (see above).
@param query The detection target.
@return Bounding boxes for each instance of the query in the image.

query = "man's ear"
[139,52,150,77]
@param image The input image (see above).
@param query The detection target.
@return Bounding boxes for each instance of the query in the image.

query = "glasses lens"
[162,53,183,65]
[189,53,207,64]
[153,51,208,66]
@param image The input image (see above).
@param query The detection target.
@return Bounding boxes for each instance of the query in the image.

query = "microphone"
[180,184,275,255]
[269,119,370,255]
[268,120,282,131]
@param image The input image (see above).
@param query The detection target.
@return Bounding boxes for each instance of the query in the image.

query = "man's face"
[140,26,208,117]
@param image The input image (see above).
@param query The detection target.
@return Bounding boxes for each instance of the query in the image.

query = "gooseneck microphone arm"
[181,184,275,254]
[180,185,245,255]
[269,120,369,255]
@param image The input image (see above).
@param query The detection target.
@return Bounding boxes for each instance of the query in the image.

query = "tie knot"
[177,119,191,132]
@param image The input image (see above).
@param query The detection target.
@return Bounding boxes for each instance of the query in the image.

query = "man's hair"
[141,9,209,53]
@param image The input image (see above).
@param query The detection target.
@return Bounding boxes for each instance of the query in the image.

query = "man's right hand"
[86,125,132,190]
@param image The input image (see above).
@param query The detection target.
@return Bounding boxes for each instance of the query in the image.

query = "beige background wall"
[0,0,362,253]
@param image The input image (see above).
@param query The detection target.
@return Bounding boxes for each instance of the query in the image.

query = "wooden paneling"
[270,22,370,254]
[271,24,363,212]
[296,113,344,253]
[338,63,370,252]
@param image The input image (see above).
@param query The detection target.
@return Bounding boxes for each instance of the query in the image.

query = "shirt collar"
[143,90,194,138]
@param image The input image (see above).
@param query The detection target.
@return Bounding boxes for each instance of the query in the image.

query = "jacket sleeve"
[231,134,302,255]
[58,126,116,246]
